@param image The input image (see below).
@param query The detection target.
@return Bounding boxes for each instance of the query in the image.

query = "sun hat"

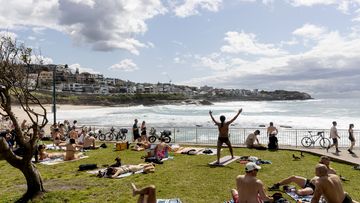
[245,162,261,172]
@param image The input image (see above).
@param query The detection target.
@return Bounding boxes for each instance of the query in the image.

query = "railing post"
[195,127,198,144]
[173,128,176,143]
[296,130,298,148]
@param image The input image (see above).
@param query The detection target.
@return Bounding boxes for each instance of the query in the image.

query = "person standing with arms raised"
[209,108,242,165]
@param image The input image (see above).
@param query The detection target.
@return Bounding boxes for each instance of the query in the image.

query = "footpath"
[280,146,360,165]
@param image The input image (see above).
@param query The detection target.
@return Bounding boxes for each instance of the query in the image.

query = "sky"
[1,0,360,98]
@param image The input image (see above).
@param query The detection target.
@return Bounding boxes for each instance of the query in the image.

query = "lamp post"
[52,66,56,124]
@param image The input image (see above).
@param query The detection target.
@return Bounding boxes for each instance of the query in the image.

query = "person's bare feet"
[131,183,137,197]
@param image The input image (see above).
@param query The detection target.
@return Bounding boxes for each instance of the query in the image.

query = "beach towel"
[209,155,240,166]
[87,168,144,178]
[285,190,326,203]
[175,147,205,155]
[157,198,182,203]
[37,155,89,165]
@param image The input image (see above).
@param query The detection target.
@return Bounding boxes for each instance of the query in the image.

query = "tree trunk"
[16,162,45,203]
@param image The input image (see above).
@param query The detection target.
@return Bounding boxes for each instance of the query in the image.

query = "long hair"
[220,115,225,127]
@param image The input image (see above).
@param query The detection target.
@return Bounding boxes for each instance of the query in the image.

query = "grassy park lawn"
[0,145,359,203]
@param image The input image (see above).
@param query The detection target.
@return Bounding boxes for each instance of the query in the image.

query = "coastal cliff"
[21,90,312,106]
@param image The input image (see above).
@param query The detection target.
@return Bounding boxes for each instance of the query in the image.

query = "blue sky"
[1,0,360,98]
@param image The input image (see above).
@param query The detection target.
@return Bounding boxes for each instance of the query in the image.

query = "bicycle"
[301,131,330,148]
[98,127,127,141]
[148,127,171,143]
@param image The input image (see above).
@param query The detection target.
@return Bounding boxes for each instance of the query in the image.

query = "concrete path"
[282,146,360,165]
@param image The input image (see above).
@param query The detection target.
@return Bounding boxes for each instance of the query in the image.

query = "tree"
[0,35,48,202]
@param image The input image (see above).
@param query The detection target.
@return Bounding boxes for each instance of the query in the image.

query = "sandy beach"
[4,104,103,134]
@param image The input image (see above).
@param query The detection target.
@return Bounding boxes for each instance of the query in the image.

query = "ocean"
[52,98,360,130]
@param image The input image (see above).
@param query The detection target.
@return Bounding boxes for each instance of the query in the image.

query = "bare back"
[236,175,268,203]
[312,174,345,203]
[216,122,231,138]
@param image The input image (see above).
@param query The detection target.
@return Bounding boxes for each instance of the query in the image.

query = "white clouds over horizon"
[173,0,222,17]
[109,59,138,72]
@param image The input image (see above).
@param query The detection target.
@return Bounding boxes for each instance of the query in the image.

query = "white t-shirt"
[330,126,338,139]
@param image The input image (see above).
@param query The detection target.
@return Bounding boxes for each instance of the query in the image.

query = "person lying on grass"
[97,163,155,178]
[38,144,64,161]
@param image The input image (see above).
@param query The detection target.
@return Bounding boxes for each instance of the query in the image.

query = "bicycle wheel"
[301,137,313,148]
[116,133,126,141]
[319,138,331,148]
[98,133,106,141]
[148,136,156,143]
[106,132,114,141]
[163,136,171,143]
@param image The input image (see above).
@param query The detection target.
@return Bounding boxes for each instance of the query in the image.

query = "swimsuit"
[304,179,316,191]
[218,137,229,143]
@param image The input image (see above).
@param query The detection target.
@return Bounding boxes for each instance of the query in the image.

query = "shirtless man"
[311,164,353,203]
[83,132,98,150]
[209,109,242,164]
[245,130,261,148]
[68,126,79,141]
[267,122,278,150]
[234,162,273,203]
[319,156,336,175]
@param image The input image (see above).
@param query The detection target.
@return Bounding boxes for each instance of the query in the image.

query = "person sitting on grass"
[319,156,336,175]
[245,130,266,150]
[83,132,98,150]
[131,183,156,203]
[154,137,171,160]
[232,162,273,203]
[133,134,151,151]
[98,163,155,178]
[311,164,353,203]
[64,138,83,161]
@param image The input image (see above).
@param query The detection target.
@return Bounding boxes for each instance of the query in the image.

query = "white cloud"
[69,63,100,74]
[109,59,138,72]
[0,0,167,54]
[220,31,288,56]
[173,0,222,18]
[293,23,327,40]
[287,0,359,13]
[30,55,53,65]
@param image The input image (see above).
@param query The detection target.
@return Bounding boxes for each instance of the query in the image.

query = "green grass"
[0,145,359,203]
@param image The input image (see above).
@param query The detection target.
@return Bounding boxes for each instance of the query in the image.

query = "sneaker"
[336,149,341,153]
[268,184,280,191]
[348,149,354,154]
[326,146,330,152]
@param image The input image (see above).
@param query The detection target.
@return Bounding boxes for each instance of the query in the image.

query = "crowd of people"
[0,113,358,202]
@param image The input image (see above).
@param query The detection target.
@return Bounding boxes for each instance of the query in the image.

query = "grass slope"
[0,145,359,203]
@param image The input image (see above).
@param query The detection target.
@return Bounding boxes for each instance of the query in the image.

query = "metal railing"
[89,125,359,149]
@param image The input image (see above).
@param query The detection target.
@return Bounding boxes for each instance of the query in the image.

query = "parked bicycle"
[98,127,127,141]
[148,127,171,143]
[301,131,330,148]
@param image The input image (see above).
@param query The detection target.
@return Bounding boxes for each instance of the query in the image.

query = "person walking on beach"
[267,122,278,150]
[133,119,140,142]
[327,121,341,153]
[348,124,355,154]
[209,109,242,164]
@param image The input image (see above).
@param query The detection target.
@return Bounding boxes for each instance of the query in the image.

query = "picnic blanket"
[87,168,144,178]
[175,147,205,155]
[37,155,89,165]
[157,198,182,203]
[209,155,240,166]
[286,190,326,203]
